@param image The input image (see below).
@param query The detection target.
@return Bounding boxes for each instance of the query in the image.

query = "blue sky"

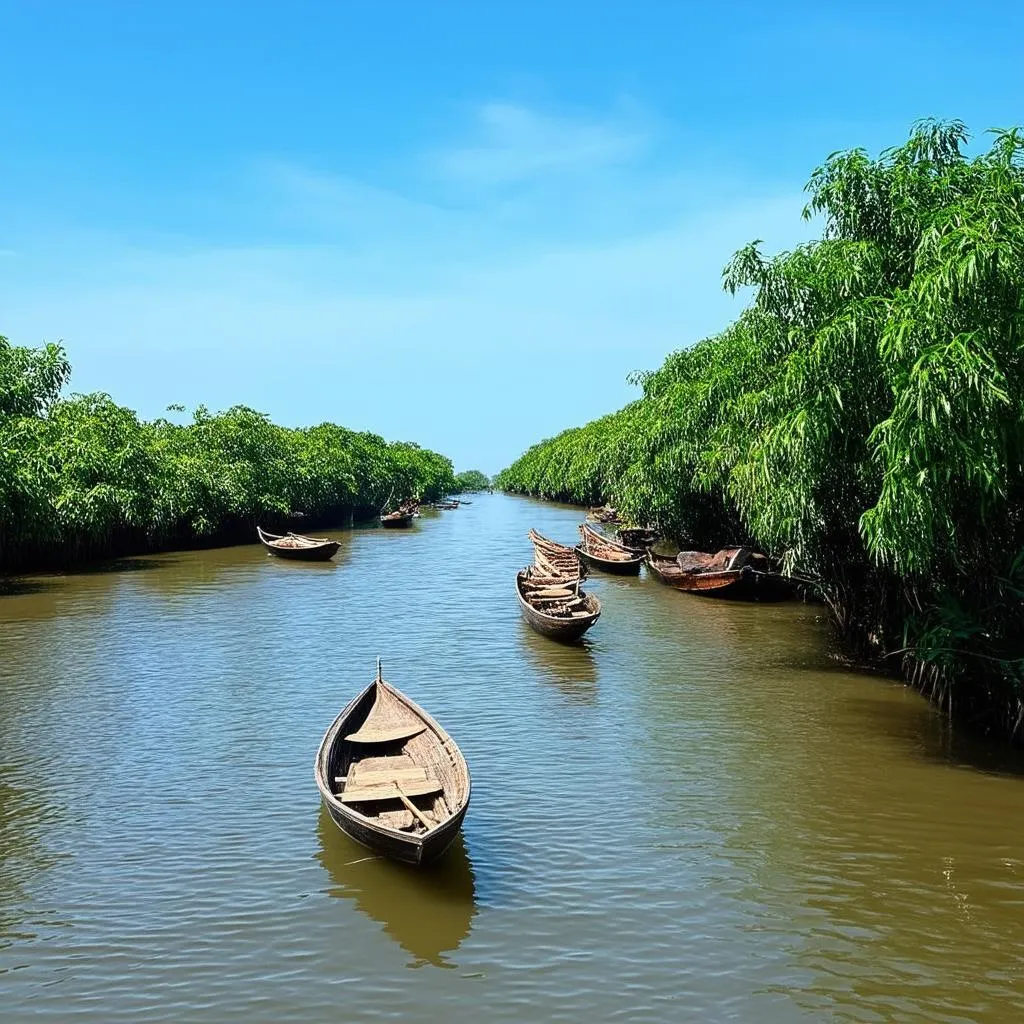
[1,1,1022,473]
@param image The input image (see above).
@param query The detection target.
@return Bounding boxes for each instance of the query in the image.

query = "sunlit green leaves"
[498,119,1024,734]
[0,341,456,564]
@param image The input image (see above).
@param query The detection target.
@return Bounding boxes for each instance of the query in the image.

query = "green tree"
[499,120,1024,737]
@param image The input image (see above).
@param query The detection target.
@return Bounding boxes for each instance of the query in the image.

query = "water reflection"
[315,809,477,969]
[0,776,64,953]
[519,623,598,703]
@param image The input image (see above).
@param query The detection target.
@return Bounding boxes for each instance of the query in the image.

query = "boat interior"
[331,683,464,834]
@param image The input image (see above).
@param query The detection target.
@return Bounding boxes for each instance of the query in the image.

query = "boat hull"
[315,676,471,867]
[380,515,415,529]
[257,527,340,561]
[575,545,643,575]
[261,540,340,561]
[646,555,790,601]
[322,794,469,865]
[516,575,600,642]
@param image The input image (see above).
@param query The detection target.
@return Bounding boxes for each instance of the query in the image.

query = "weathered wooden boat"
[576,522,643,575]
[256,526,340,561]
[645,547,791,600]
[315,661,471,866]
[516,569,601,642]
[380,509,417,528]
[528,528,587,581]
[617,526,659,551]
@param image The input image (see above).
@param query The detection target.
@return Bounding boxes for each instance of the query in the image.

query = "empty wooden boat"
[528,528,587,581]
[380,510,416,528]
[257,526,340,561]
[516,569,601,642]
[576,522,643,575]
[645,547,791,600]
[315,661,471,866]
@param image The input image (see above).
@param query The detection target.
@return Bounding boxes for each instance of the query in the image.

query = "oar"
[394,782,434,829]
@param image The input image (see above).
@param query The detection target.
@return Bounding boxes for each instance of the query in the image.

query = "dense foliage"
[454,469,491,492]
[498,121,1024,737]
[0,337,455,570]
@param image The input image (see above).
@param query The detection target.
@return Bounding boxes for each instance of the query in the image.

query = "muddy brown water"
[2,494,1023,1022]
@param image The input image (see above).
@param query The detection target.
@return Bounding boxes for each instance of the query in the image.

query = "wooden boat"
[257,526,340,561]
[433,500,460,510]
[528,529,587,581]
[617,526,659,551]
[380,510,416,528]
[645,547,791,600]
[576,522,643,575]
[315,661,471,866]
[516,569,601,642]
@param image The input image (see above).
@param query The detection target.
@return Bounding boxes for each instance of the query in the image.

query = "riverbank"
[0,336,456,574]
[497,121,1024,742]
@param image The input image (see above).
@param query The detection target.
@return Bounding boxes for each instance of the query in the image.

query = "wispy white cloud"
[432,100,650,186]
[0,98,813,470]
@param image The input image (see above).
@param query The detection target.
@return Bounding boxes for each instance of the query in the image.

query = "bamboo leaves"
[498,119,1024,735]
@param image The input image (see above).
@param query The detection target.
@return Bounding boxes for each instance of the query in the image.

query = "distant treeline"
[0,337,456,571]
[498,120,1024,740]
[454,469,490,492]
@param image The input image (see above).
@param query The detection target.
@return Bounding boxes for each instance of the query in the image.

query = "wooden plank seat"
[344,722,426,744]
[336,753,441,805]
[339,777,443,804]
[352,754,415,772]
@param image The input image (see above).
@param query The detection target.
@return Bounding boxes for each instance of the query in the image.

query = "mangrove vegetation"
[454,470,491,492]
[0,336,456,571]
[497,120,1024,738]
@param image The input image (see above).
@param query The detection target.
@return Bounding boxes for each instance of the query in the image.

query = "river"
[2,493,1023,1022]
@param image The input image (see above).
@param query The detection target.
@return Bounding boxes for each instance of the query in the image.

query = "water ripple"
[2,496,1024,1021]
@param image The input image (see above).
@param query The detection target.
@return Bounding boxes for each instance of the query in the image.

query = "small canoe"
[381,510,417,528]
[645,548,791,600]
[516,569,601,642]
[576,523,643,575]
[315,661,471,866]
[257,526,340,561]
[433,500,460,510]
[528,529,587,581]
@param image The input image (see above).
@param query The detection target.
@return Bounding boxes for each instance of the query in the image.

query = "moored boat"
[528,528,587,581]
[645,547,791,600]
[516,569,601,642]
[381,501,419,528]
[315,661,471,866]
[380,511,416,528]
[576,522,643,575]
[257,526,340,561]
